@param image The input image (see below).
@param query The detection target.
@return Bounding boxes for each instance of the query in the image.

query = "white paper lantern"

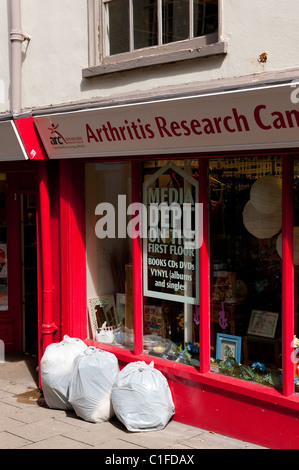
[276,227,299,265]
[250,175,282,214]
[243,200,281,239]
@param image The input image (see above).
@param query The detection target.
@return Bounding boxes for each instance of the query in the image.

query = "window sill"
[82,41,227,78]
[85,338,299,413]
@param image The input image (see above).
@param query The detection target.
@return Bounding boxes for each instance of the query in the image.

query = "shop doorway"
[20,193,38,355]
[0,172,38,356]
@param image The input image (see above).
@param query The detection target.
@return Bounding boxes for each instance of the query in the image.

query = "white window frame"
[84,0,226,77]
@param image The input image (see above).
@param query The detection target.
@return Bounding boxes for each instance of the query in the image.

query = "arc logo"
[48,123,67,145]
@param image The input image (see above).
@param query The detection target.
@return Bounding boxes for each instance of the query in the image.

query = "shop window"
[84,0,225,76]
[85,162,133,349]
[209,156,283,388]
[142,160,200,366]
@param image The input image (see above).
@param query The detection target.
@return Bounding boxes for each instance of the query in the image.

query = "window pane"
[142,160,200,367]
[133,0,158,49]
[194,0,218,37]
[85,163,133,350]
[105,0,130,55]
[162,0,189,44]
[209,156,282,388]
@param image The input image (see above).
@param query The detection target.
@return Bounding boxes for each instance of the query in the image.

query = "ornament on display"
[242,200,282,239]
[250,175,282,214]
[276,227,299,265]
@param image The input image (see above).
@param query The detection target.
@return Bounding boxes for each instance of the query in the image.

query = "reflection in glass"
[193,0,218,37]
[85,163,133,350]
[142,160,200,366]
[209,156,282,388]
[162,0,189,44]
[104,0,218,56]
[105,0,130,55]
[133,0,158,49]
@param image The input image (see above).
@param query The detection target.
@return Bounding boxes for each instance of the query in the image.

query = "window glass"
[103,0,218,57]
[209,156,282,388]
[142,160,200,366]
[194,0,218,37]
[105,0,130,55]
[85,163,133,349]
[162,0,189,44]
[133,0,158,49]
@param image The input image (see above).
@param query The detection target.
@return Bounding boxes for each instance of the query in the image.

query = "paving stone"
[0,389,13,399]
[61,425,121,446]
[0,416,27,432]
[178,432,251,449]
[166,421,205,438]
[113,429,199,449]
[0,431,32,449]
[7,417,80,443]
[93,437,147,449]
[21,435,93,449]
[55,412,100,429]
[3,404,59,424]
[0,401,20,416]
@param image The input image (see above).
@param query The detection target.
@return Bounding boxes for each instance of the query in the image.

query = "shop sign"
[0,121,27,161]
[143,162,201,305]
[33,82,299,159]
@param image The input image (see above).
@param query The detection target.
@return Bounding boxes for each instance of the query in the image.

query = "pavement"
[0,352,267,451]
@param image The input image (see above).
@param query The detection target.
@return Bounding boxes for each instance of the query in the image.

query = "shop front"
[0,118,41,355]
[30,80,299,448]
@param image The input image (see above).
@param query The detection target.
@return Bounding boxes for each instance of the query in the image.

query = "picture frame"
[216,333,242,363]
[247,310,279,339]
[116,293,125,323]
[213,271,236,302]
[27,194,36,209]
[88,296,117,339]
[144,304,163,335]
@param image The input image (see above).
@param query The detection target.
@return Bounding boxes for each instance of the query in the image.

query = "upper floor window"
[104,0,218,55]
[84,0,225,77]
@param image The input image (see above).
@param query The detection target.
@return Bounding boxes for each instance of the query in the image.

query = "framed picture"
[116,293,126,323]
[27,194,36,209]
[213,271,236,302]
[88,296,117,339]
[144,305,163,335]
[247,310,279,339]
[216,333,242,363]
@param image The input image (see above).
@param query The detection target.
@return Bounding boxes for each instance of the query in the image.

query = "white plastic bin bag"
[40,335,87,410]
[69,347,119,423]
[112,361,175,432]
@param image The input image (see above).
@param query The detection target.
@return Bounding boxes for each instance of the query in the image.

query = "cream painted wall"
[21,0,88,111]
[0,1,11,113]
[1,0,299,114]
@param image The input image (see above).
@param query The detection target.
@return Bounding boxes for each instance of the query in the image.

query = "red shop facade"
[2,80,299,448]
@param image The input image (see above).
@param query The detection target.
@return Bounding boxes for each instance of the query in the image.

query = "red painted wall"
[59,160,87,340]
